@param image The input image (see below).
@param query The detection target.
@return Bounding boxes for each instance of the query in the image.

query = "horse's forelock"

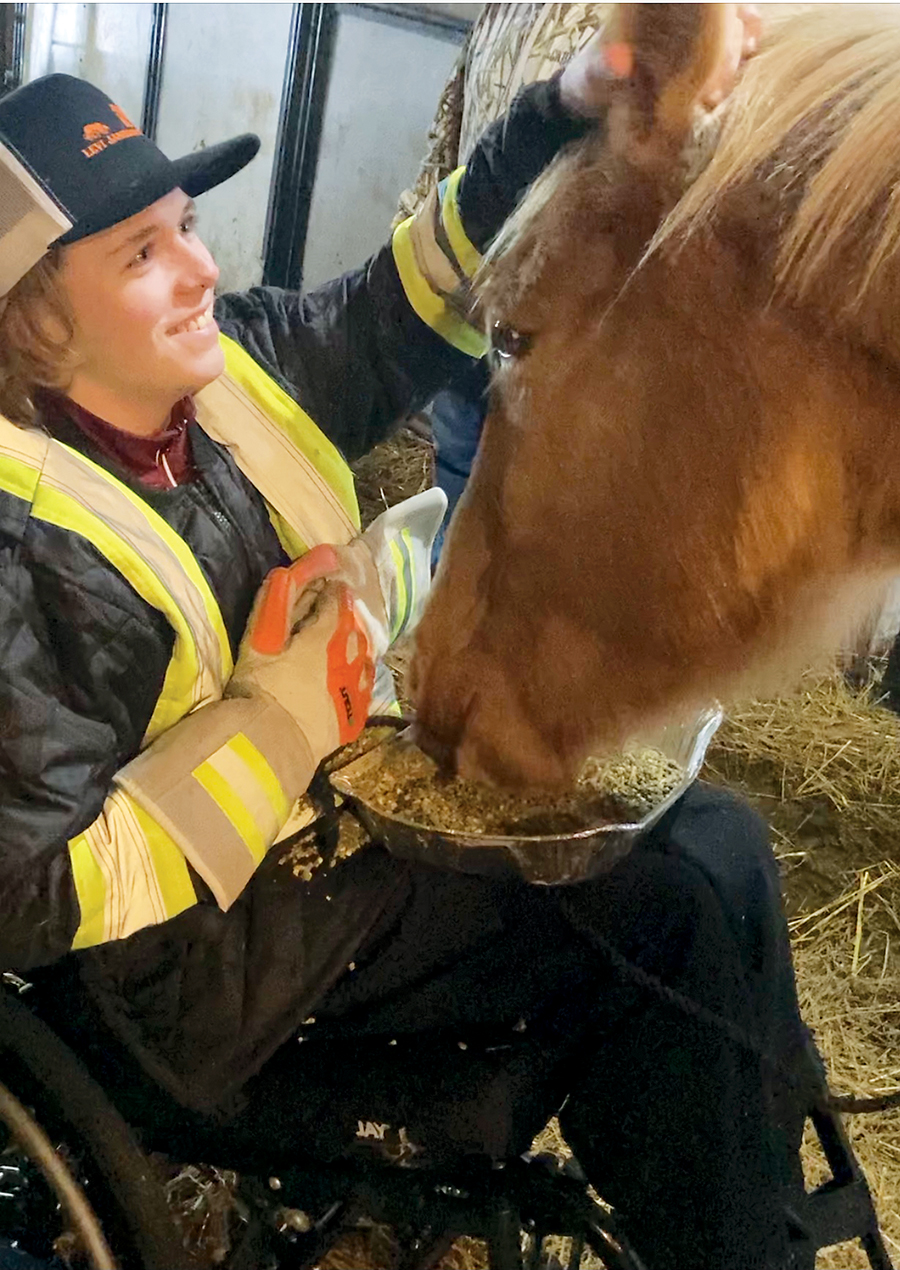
[475,139,603,320]
[651,6,900,317]
[476,92,725,329]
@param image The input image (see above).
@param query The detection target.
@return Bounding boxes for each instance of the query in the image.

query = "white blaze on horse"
[410,3,900,788]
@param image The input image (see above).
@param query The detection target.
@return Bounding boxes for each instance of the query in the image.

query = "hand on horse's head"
[559,3,761,120]
[703,4,762,107]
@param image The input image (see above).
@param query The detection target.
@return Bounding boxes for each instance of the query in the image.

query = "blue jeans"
[424,361,491,568]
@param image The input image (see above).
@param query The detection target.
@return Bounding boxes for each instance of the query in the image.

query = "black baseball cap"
[0,73,260,245]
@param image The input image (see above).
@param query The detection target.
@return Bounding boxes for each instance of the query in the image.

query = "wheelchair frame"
[0,981,893,1270]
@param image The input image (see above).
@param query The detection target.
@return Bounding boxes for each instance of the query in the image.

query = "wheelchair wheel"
[0,1077,117,1267]
[0,987,191,1270]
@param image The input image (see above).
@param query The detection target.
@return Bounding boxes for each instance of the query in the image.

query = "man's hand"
[231,559,377,753]
[559,4,761,119]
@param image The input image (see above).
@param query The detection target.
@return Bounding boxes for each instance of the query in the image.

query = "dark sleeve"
[0,547,172,970]
[216,78,597,463]
[457,75,596,252]
[216,248,467,464]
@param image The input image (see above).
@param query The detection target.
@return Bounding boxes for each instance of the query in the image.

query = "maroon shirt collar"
[37,390,197,489]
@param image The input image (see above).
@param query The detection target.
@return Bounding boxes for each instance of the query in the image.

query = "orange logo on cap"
[81,102,141,159]
[110,103,136,129]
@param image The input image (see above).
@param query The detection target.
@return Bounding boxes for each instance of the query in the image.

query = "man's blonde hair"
[0,249,75,425]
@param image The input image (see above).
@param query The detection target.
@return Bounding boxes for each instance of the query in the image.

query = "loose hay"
[705,673,900,831]
[351,426,434,529]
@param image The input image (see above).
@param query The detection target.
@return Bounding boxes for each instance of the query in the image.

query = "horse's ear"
[609,3,729,159]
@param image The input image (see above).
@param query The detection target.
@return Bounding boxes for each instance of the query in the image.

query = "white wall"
[154,4,293,294]
[302,8,465,289]
[24,3,152,125]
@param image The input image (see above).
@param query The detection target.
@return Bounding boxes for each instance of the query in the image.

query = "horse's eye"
[491,321,533,362]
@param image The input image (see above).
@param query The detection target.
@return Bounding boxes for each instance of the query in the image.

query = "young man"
[0,27,815,1270]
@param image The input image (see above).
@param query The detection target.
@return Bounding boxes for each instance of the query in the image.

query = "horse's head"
[411,4,900,788]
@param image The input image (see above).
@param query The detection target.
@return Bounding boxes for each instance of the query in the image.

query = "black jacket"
[0,81,593,1111]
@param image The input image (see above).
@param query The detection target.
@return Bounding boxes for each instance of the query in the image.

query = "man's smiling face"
[60,187,223,433]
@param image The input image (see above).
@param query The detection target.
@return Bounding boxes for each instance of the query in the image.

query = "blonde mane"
[653,6,900,312]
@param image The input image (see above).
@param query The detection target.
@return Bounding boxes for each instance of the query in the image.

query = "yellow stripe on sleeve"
[392,218,488,359]
[69,831,107,951]
[192,759,268,865]
[69,794,197,951]
[441,166,483,280]
[129,801,197,921]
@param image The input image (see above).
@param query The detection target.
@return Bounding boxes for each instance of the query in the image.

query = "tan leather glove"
[227,551,383,754]
[116,564,378,911]
[251,489,447,717]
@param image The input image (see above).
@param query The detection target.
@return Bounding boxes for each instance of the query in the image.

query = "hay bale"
[395,4,611,225]
[459,3,610,162]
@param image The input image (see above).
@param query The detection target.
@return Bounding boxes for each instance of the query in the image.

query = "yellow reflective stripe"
[61,445,231,739]
[0,457,39,504]
[192,759,267,865]
[229,732,292,825]
[30,474,230,744]
[267,506,309,561]
[29,485,204,732]
[441,166,482,280]
[392,218,488,359]
[219,334,360,533]
[129,802,196,920]
[401,527,417,622]
[69,832,107,951]
[69,797,196,951]
[0,428,232,745]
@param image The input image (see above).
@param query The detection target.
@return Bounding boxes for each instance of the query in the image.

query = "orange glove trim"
[249,544,340,656]
[326,585,375,745]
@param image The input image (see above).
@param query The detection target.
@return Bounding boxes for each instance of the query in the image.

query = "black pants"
[35,783,813,1269]
[198,783,810,1270]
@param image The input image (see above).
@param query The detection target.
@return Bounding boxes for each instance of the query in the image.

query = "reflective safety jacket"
[0,80,593,1111]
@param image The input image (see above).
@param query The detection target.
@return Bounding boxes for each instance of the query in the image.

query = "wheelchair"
[0,970,893,1270]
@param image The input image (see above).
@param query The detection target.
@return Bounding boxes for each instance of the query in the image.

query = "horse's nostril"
[410,721,458,776]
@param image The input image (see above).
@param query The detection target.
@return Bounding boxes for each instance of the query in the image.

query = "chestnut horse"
[410,3,900,787]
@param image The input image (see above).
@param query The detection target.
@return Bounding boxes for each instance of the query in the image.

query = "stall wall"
[300,8,465,289]
[24,3,152,125]
[154,4,294,293]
